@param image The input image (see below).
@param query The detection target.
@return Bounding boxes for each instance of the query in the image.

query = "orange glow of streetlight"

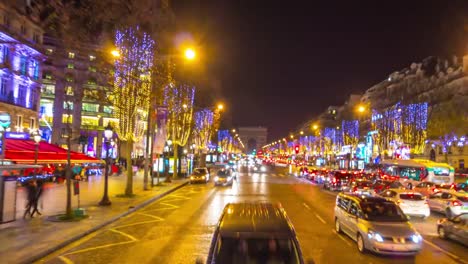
[300,131,304,135]
[357,105,365,113]
[111,49,120,58]
[312,124,318,130]
[184,48,196,60]
[217,104,224,110]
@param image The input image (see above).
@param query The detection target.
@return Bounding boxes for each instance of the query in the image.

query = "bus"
[381,159,454,185]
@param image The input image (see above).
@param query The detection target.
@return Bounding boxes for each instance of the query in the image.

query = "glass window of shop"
[81,117,99,126]
[82,103,99,112]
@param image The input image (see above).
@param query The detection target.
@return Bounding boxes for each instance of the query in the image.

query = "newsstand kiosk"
[0,163,42,223]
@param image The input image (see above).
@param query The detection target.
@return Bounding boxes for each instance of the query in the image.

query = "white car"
[427,190,468,218]
[379,189,430,218]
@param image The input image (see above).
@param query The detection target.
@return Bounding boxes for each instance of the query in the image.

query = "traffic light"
[294,145,299,154]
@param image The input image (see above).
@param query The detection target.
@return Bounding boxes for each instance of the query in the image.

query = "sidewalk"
[0,171,187,264]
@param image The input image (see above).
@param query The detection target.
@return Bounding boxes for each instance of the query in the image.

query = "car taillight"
[452,200,462,207]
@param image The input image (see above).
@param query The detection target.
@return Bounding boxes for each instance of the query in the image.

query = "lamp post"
[32,131,41,178]
[99,124,113,206]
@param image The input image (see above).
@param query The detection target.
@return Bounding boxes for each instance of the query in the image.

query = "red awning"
[4,139,103,164]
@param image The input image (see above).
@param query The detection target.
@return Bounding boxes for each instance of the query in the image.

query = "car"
[324,171,352,191]
[252,164,267,172]
[413,181,438,197]
[379,189,430,218]
[437,213,468,246]
[427,190,468,218]
[334,193,422,255]
[206,202,306,264]
[372,180,405,194]
[343,179,374,195]
[214,169,234,186]
[189,167,210,184]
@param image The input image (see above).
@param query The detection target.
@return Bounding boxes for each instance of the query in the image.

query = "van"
[205,202,307,263]
[334,193,422,255]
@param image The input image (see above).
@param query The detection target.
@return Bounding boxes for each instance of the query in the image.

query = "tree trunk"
[172,144,178,179]
[199,152,207,168]
[125,140,134,196]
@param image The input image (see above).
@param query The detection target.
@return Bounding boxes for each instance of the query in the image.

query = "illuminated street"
[39,166,467,264]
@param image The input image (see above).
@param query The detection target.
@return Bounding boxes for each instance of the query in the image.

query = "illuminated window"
[43,72,52,80]
[103,106,113,114]
[30,118,35,129]
[42,84,55,95]
[88,66,96,72]
[82,103,99,112]
[20,56,27,75]
[65,86,74,95]
[62,115,73,124]
[46,48,53,55]
[87,78,96,85]
[66,76,74,82]
[63,101,73,110]
[67,63,74,69]
[0,78,7,96]
[68,52,75,59]
[81,117,99,126]
[16,115,23,128]
[89,55,96,61]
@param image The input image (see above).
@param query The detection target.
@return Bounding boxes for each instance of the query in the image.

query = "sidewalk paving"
[0,171,187,264]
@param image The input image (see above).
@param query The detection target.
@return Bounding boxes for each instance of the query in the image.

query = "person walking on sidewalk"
[23,180,37,219]
[30,179,44,217]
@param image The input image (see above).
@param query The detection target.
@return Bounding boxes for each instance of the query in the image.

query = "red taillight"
[452,200,462,207]
[353,187,358,193]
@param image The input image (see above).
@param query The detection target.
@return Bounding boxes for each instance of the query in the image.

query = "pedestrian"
[31,179,44,217]
[23,180,37,219]
[80,166,88,181]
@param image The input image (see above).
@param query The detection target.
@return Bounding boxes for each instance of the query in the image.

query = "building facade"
[39,38,117,158]
[0,1,44,133]
[238,127,268,154]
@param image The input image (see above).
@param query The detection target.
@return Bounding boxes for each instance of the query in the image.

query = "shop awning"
[4,139,103,164]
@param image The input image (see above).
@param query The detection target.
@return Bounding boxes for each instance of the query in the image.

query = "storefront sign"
[4,132,30,140]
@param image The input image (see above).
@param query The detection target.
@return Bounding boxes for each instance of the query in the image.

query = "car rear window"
[399,193,424,200]
[215,237,300,264]
[457,196,468,202]
[360,201,407,222]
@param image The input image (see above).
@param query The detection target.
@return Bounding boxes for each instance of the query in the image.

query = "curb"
[22,181,188,264]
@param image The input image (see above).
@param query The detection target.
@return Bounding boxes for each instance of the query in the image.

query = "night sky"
[172,0,468,141]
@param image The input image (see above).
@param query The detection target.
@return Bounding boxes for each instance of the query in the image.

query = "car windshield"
[215,237,300,264]
[399,193,424,200]
[360,201,408,222]
[193,169,206,175]
[217,170,230,176]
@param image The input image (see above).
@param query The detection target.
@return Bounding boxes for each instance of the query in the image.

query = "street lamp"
[357,105,365,113]
[217,104,224,111]
[184,48,196,60]
[111,49,120,58]
[99,123,113,206]
[32,131,41,178]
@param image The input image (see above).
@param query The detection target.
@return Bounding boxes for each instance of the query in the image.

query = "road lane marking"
[302,203,310,210]
[109,228,138,242]
[58,256,74,264]
[63,241,136,256]
[137,212,165,220]
[113,219,163,229]
[314,214,326,224]
[423,239,467,264]
[332,230,352,247]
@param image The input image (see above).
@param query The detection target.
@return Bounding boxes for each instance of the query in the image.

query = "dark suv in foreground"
[206,202,306,264]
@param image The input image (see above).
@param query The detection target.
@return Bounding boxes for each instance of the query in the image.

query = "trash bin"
[0,175,18,223]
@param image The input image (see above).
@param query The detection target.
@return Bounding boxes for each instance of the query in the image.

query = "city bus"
[381,159,455,185]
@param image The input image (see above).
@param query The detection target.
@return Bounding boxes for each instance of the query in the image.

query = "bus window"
[433,167,449,176]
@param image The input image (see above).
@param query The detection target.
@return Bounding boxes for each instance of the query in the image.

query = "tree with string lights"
[164,83,195,180]
[111,27,154,196]
[193,109,214,166]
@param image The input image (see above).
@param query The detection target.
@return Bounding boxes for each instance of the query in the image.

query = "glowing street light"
[217,104,224,111]
[111,49,120,58]
[184,48,196,60]
[357,105,365,113]
[312,124,319,130]
[300,131,304,135]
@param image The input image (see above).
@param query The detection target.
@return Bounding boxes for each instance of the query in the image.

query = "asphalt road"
[38,165,468,264]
